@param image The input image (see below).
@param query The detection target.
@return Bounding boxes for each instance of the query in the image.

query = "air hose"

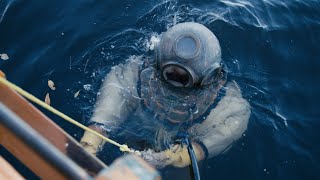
[184,137,201,180]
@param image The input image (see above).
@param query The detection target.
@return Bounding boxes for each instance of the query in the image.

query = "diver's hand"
[141,143,205,169]
[140,149,172,169]
[80,125,106,156]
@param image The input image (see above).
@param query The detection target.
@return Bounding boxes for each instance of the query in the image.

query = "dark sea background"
[1,0,320,179]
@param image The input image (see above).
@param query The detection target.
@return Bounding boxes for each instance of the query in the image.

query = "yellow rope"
[0,77,133,153]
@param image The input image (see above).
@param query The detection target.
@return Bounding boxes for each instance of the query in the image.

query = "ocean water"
[1,0,320,179]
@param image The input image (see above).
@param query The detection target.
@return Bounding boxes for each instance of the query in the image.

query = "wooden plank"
[0,156,25,180]
[0,125,66,180]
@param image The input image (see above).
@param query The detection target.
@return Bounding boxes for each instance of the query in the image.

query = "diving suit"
[80,22,251,168]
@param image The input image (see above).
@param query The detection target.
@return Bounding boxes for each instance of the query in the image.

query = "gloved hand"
[80,125,106,155]
[141,143,205,169]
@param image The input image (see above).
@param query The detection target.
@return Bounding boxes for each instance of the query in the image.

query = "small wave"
[137,0,320,31]
[0,0,14,24]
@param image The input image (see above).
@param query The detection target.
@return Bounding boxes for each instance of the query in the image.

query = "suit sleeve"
[89,56,142,132]
[190,81,251,158]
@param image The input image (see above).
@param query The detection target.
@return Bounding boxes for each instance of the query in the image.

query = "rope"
[0,76,134,153]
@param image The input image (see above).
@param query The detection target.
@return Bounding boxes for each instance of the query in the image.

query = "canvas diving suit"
[80,22,251,168]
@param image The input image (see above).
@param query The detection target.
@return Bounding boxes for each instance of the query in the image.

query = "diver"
[80,22,251,168]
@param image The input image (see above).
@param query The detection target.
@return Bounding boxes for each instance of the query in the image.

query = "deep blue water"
[1,0,320,179]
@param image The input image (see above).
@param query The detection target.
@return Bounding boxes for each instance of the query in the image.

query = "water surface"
[1,0,320,179]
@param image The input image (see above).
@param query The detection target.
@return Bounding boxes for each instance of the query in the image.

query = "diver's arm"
[191,81,251,158]
[80,57,143,155]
